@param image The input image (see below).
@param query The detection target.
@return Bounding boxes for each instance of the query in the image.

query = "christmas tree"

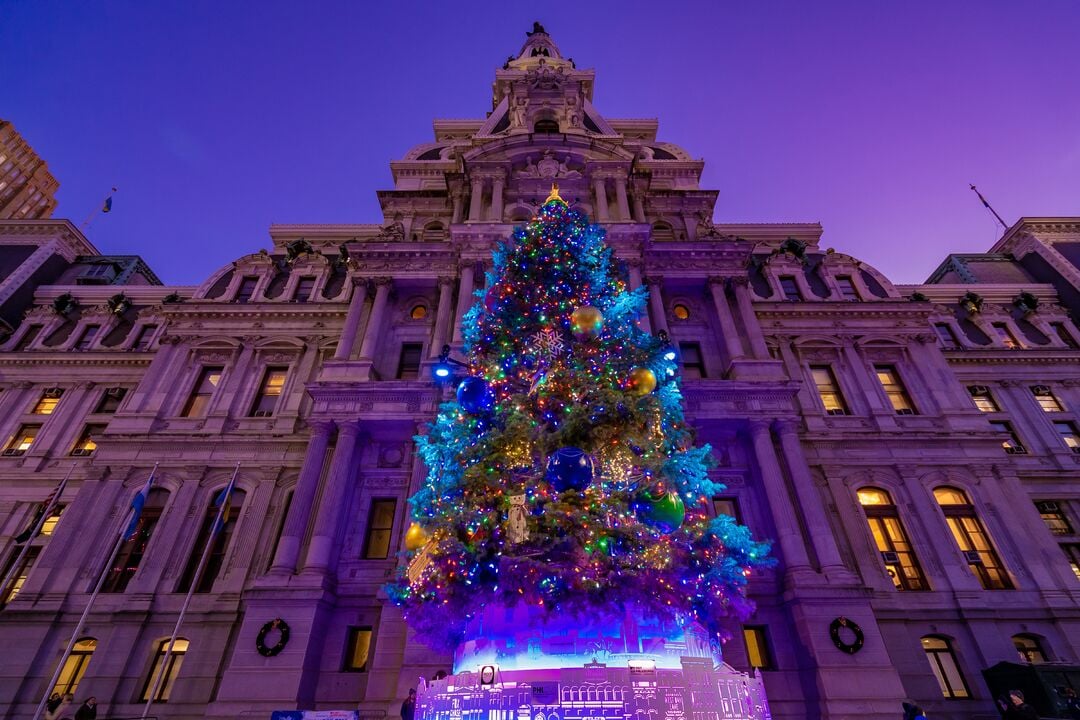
[388,185,772,656]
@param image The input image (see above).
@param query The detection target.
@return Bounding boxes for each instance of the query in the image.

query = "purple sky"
[4,1,1079,286]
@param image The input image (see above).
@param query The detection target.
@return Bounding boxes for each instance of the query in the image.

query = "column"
[451,190,465,225]
[357,277,392,360]
[773,421,848,574]
[731,278,769,358]
[708,277,745,363]
[628,261,650,333]
[303,421,363,572]
[490,172,505,222]
[842,344,887,413]
[333,279,368,361]
[645,277,669,336]
[429,277,455,357]
[747,421,813,572]
[451,262,476,344]
[468,176,484,221]
[614,174,630,221]
[631,191,646,224]
[270,420,335,574]
[592,175,610,222]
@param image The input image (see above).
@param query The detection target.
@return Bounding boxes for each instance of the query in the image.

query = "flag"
[102,187,116,213]
[212,471,238,535]
[122,469,157,541]
[14,474,69,544]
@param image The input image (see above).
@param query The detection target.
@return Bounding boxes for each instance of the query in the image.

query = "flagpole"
[0,464,76,609]
[969,183,1009,230]
[141,462,240,719]
[79,186,117,232]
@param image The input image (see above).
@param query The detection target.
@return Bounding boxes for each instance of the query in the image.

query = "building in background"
[0,27,1078,720]
[0,120,59,220]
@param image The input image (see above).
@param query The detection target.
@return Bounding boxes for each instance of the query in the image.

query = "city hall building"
[1,27,1079,720]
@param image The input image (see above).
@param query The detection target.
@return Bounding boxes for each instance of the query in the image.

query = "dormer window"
[235,277,258,303]
[294,277,316,303]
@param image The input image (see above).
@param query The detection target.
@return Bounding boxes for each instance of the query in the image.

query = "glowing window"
[1013,634,1047,664]
[934,487,1012,589]
[1032,386,1064,412]
[344,626,373,672]
[967,386,998,412]
[181,366,223,418]
[921,636,969,698]
[250,367,288,417]
[5,425,40,455]
[811,366,847,415]
[52,637,97,696]
[32,388,64,414]
[743,626,774,670]
[857,487,927,591]
[672,303,690,320]
[410,305,428,320]
[141,638,189,702]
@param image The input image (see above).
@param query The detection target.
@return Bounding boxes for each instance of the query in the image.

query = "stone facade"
[1,27,1078,720]
[0,120,59,221]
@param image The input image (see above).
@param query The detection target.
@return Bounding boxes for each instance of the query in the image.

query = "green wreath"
[256,618,290,657]
[829,617,864,654]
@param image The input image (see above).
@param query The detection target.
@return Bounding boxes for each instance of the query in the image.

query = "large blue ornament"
[457,377,494,413]
[633,489,686,534]
[545,447,593,492]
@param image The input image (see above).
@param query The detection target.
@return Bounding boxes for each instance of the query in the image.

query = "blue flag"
[123,470,156,541]
[212,473,237,535]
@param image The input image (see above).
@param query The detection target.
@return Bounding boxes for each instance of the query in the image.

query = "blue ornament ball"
[545,447,593,492]
[457,377,494,413]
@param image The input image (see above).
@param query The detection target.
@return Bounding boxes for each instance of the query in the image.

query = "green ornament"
[634,489,686,534]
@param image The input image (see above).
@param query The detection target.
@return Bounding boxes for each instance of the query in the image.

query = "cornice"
[0,219,99,256]
[0,352,155,367]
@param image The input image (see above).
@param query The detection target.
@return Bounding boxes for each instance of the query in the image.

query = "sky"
[3,1,1079,286]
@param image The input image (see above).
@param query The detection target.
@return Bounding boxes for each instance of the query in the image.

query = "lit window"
[0,546,40,605]
[1032,386,1064,412]
[779,276,801,301]
[680,342,706,379]
[363,499,397,559]
[410,305,428,320]
[52,637,97,696]
[921,636,969,698]
[95,387,128,414]
[857,487,927,591]
[344,626,373,672]
[672,303,690,320]
[1036,501,1073,536]
[235,276,259,303]
[1055,421,1080,451]
[71,424,106,456]
[41,505,65,536]
[1063,544,1080,581]
[141,638,189,702]
[967,386,998,412]
[989,421,1025,454]
[836,276,858,300]
[132,324,158,351]
[250,367,288,417]
[934,323,960,349]
[4,425,40,456]
[1013,635,1047,664]
[181,366,224,418]
[743,626,774,670]
[810,365,847,415]
[874,365,915,414]
[105,489,168,593]
[177,489,246,594]
[992,322,1021,349]
[397,343,423,380]
[934,486,1012,589]
[294,276,316,303]
[32,388,64,414]
[1050,322,1079,349]
[712,497,742,523]
[74,325,99,351]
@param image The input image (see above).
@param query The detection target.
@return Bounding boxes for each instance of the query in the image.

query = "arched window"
[422,222,445,242]
[921,636,969,698]
[177,489,247,593]
[410,304,428,320]
[510,206,532,223]
[141,638,189,702]
[533,118,560,133]
[52,637,96,696]
[105,487,170,593]
[672,303,690,321]
[856,487,927,591]
[1012,634,1047,663]
[651,222,675,242]
[934,486,1012,589]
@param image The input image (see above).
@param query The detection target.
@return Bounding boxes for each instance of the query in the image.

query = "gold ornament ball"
[627,367,657,395]
[404,523,431,551]
[570,306,604,340]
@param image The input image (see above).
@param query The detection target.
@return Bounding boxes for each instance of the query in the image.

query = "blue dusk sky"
[3,1,1079,285]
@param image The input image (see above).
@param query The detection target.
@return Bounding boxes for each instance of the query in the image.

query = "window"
[810,365,848,415]
[921,636,969,698]
[74,325,99,351]
[679,342,706,379]
[0,546,40,605]
[743,626,774,670]
[177,489,246,593]
[180,366,223,418]
[250,366,288,417]
[13,325,41,351]
[990,421,1025,453]
[52,637,97,696]
[104,489,168,593]
[344,626,373,671]
[712,497,742,523]
[1063,544,1080,581]
[4,425,40,456]
[32,388,64,414]
[672,303,690,320]
[934,487,1012,589]
[1055,422,1080,452]
[410,304,428,320]
[992,322,1020,349]
[396,343,423,380]
[294,276,316,303]
[651,222,675,242]
[836,276,858,300]
[94,387,128,414]
[1050,322,1079,348]
[533,118,560,133]
[363,499,397,559]
[140,638,189,702]
[874,365,915,414]
[857,488,927,591]
[934,323,960,349]
[1032,386,1064,412]
[422,222,445,242]
[41,505,65,536]
[967,386,998,412]
[1036,501,1073,536]
[235,276,259,303]
[778,276,801,301]
[132,324,158,351]
[71,424,106,456]
[1013,635,1047,664]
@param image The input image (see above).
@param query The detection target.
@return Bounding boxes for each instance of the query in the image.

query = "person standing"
[401,688,416,720]
[1002,690,1039,720]
[73,697,97,720]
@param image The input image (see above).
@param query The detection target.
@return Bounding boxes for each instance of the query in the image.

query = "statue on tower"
[526,21,547,37]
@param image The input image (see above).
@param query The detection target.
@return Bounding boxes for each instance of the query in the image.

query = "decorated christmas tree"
[388,185,772,662]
